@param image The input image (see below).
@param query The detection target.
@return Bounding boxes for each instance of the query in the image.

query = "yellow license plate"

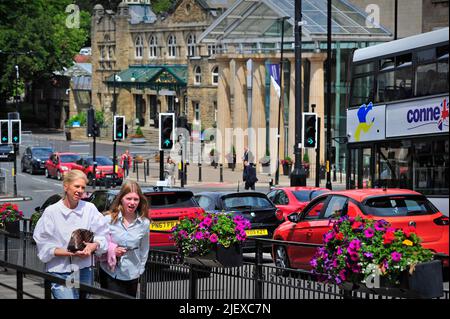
[150,220,179,232]
[245,229,268,237]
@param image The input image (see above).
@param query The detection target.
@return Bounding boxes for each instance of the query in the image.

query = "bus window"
[376,70,395,102]
[351,75,374,106]
[436,45,449,93]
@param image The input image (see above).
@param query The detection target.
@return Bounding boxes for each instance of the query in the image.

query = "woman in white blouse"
[33,170,108,299]
[99,180,150,297]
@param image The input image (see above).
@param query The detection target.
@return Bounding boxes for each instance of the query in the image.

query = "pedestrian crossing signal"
[11,120,21,144]
[0,120,8,144]
[159,113,174,150]
[113,116,125,141]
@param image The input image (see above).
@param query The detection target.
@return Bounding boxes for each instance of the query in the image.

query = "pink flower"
[209,234,218,243]
[364,228,375,238]
[391,252,402,262]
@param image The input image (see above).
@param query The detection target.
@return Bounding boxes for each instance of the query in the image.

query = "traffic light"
[0,120,8,144]
[113,116,125,141]
[159,113,174,150]
[87,108,100,137]
[10,120,21,144]
[303,113,317,148]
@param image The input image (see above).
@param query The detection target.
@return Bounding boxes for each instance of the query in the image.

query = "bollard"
[146,158,150,176]
[143,161,147,183]
[136,161,139,181]
[340,168,343,184]
[333,165,337,182]
[198,163,202,182]
[184,163,188,185]
[219,163,223,183]
[133,159,136,173]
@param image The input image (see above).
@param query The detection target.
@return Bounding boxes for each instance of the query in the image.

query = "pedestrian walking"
[243,160,258,190]
[164,156,176,186]
[33,170,109,299]
[99,180,150,297]
[242,147,254,166]
[120,149,132,177]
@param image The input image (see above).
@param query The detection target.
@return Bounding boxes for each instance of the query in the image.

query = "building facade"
[90,0,224,133]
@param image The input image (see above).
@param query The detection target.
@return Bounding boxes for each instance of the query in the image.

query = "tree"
[0,0,89,102]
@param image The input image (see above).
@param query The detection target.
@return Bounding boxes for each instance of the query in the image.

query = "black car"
[30,194,62,231]
[21,147,54,174]
[0,144,15,162]
[194,191,282,252]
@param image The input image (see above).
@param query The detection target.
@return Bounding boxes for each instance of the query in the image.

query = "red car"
[272,189,449,272]
[77,156,124,186]
[267,187,330,221]
[85,188,205,249]
[45,152,82,180]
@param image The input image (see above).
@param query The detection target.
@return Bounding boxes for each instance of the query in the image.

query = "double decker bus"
[346,27,449,214]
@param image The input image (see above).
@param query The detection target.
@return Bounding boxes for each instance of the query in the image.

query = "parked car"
[76,156,124,186]
[0,144,15,162]
[21,147,53,174]
[194,191,282,252]
[44,152,82,180]
[272,189,449,273]
[267,187,330,221]
[30,194,62,231]
[84,187,205,249]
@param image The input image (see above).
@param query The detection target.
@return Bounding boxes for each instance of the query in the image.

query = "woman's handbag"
[67,229,94,252]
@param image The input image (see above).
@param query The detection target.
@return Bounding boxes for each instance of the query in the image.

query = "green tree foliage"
[0,0,89,99]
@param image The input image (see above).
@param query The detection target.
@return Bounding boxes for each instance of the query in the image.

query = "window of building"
[135,36,143,59]
[100,46,105,61]
[168,34,177,58]
[149,35,157,58]
[187,34,197,57]
[193,102,200,122]
[194,66,202,85]
[212,66,219,85]
[208,44,217,56]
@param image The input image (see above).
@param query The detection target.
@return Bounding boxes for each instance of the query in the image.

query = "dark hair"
[107,181,149,224]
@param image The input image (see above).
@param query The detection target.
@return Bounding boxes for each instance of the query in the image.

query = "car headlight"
[61,166,69,171]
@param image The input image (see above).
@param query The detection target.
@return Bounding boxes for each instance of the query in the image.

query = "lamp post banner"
[269,64,281,98]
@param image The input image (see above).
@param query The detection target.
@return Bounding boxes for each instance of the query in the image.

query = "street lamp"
[112,73,122,185]
[290,0,308,186]
[325,0,332,190]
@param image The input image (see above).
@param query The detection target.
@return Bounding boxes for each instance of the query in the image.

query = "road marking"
[33,189,54,193]
[18,173,26,177]
[52,183,61,187]
[32,178,47,183]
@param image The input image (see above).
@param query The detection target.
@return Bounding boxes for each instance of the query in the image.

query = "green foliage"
[0,0,89,98]
[30,211,42,229]
[135,126,144,137]
[303,152,310,163]
[171,212,251,257]
[281,156,293,165]
[66,110,104,127]
[0,203,24,225]
[152,0,177,14]
[311,216,434,286]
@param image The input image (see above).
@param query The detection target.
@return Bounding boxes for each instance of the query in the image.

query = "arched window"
[187,34,197,57]
[149,35,157,58]
[135,36,143,59]
[168,34,177,58]
[212,66,219,85]
[194,66,202,85]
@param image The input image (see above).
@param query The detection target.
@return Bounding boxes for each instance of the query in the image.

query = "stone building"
[90,0,227,134]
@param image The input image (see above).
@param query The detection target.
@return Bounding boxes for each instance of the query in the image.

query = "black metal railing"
[1,223,449,300]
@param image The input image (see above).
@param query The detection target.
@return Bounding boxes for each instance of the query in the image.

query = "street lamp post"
[325,0,333,190]
[275,16,289,186]
[112,73,118,185]
[290,0,307,186]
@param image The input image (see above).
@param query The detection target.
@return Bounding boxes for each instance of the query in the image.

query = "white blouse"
[33,199,109,273]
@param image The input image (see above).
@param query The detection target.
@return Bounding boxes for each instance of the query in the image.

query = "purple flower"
[363,252,373,259]
[209,234,218,243]
[336,247,343,256]
[352,264,362,273]
[391,252,402,262]
[349,239,361,251]
[310,259,318,268]
[194,232,204,240]
[323,231,335,243]
[364,228,375,238]
[203,216,212,227]
[349,252,360,262]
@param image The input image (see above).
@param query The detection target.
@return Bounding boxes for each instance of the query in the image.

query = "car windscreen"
[33,149,52,158]
[311,190,329,200]
[222,195,274,210]
[292,190,314,202]
[60,154,82,163]
[86,157,112,166]
[0,145,12,152]
[146,192,198,208]
[363,195,439,217]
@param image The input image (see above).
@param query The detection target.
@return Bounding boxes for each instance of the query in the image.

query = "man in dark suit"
[243,160,258,190]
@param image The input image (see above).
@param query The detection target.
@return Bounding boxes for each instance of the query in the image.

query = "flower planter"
[183,244,243,268]
[342,260,443,299]
[2,220,20,235]
[282,163,292,176]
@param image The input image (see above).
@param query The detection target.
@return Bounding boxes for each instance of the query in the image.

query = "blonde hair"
[107,180,149,224]
[62,169,88,199]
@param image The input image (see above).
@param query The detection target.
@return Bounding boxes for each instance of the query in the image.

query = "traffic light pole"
[159,150,164,181]
[93,131,97,189]
[325,0,332,190]
[13,146,17,196]
[315,117,321,187]
[290,0,307,186]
